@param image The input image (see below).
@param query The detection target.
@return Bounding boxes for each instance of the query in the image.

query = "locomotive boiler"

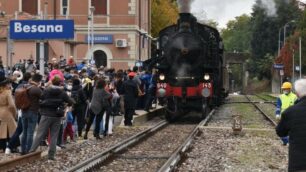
[147,13,226,121]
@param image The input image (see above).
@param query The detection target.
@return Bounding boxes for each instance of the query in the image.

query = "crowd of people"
[0,56,157,160]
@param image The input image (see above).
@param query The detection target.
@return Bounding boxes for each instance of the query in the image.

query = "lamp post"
[278,20,296,56]
[278,27,282,56]
[292,49,295,83]
[284,20,296,46]
[87,10,91,62]
[280,20,296,83]
[90,7,95,64]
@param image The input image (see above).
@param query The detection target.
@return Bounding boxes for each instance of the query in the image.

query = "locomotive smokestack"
[177,0,194,13]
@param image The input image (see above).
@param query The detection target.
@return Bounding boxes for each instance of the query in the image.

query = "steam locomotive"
[146,13,226,121]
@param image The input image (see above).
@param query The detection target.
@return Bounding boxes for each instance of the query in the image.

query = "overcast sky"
[191,0,256,29]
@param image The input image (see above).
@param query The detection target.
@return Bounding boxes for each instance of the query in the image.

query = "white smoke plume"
[258,0,277,17]
[177,0,195,13]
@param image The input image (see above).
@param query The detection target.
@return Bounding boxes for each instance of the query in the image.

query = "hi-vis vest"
[280,92,298,113]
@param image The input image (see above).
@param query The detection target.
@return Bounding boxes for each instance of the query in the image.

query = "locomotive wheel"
[201,104,209,119]
[165,110,175,122]
[165,97,178,122]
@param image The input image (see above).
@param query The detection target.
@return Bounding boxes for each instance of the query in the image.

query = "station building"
[0,0,151,69]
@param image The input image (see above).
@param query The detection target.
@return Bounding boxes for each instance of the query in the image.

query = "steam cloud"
[258,0,277,17]
[177,0,195,13]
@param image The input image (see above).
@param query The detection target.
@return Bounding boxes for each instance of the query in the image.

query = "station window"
[91,0,107,15]
[61,0,69,15]
[22,0,38,15]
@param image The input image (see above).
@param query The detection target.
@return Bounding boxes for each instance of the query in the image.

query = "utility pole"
[6,26,11,73]
[299,36,302,78]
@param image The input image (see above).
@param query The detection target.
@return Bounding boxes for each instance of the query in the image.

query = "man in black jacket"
[115,72,125,115]
[276,79,306,172]
[123,72,138,126]
[30,76,74,160]
[71,78,87,137]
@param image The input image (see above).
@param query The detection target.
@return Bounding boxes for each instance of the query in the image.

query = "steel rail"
[65,120,168,172]
[254,94,277,106]
[225,101,276,104]
[245,95,277,126]
[157,109,216,172]
[0,151,42,171]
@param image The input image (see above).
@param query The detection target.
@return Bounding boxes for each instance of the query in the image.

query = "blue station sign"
[10,20,74,40]
[273,64,284,69]
[85,34,113,44]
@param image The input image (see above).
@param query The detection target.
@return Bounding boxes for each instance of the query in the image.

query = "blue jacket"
[66,111,73,123]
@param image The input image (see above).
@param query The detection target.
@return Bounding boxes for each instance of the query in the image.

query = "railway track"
[245,95,277,126]
[65,120,168,172]
[225,94,275,105]
[254,94,277,106]
[175,95,287,171]
[157,110,215,172]
[66,111,215,172]
[0,151,42,171]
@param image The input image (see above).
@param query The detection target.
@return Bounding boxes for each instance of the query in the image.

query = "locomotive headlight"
[204,74,210,81]
[159,74,165,81]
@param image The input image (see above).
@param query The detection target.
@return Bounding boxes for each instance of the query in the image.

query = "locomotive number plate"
[203,83,212,88]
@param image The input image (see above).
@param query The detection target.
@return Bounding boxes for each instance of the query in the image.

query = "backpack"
[15,85,33,110]
[71,89,81,105]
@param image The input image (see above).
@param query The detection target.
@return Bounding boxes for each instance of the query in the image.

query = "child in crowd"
[63,109,74,143]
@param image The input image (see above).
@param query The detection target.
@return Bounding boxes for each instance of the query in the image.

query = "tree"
[275,0,303,78]
[205,19,219,28]
[221,14,252,53]
[250,1,278,60]
[151,0,178,37]
[249,0,300,79]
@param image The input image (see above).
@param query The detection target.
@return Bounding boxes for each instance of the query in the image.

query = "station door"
[94,50,107,68]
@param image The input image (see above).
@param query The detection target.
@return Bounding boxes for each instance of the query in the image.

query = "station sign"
[85,34,113,44]
[10,20,74,40]
[273,64,284,69]
[280,69,284,76]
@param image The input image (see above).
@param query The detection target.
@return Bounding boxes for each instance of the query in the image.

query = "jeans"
[72,105,86,136]
[8,116,23,150]
[144,87,156,111]
[30,115,61,159]
[21,110,38,153]
[86,107,110,136]
[281,136,289,145]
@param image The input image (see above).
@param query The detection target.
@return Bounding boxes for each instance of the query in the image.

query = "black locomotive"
[146,13,226,121]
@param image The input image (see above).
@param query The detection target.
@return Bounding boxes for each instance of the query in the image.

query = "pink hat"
[128,72,136,77]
